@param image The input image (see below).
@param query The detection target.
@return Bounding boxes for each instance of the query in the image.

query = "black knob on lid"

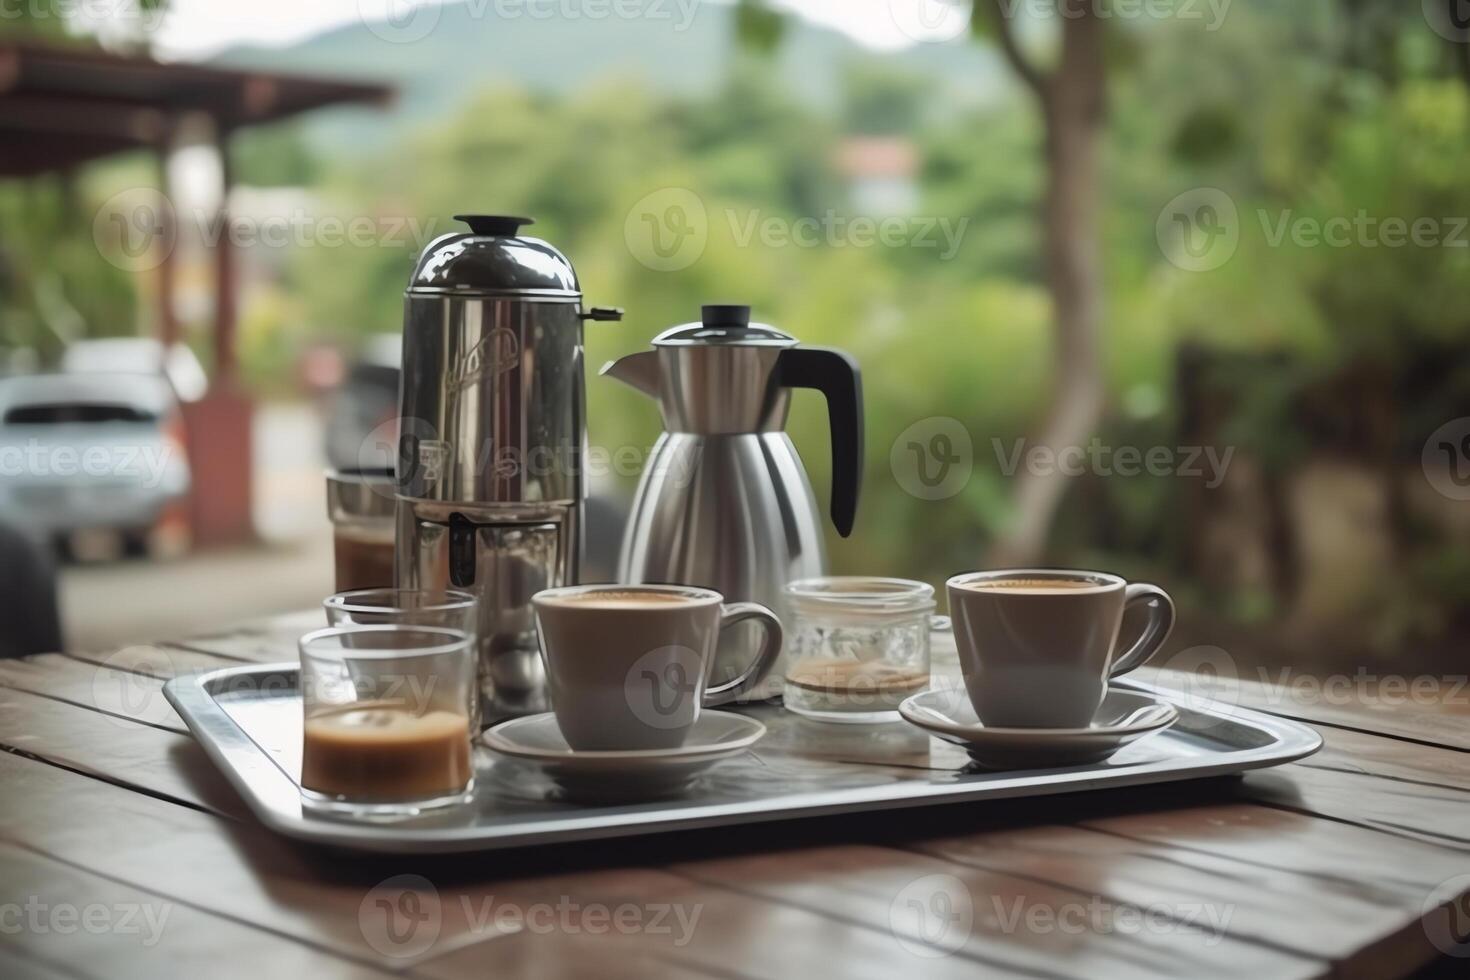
[454,214,533,236]
[701,304,751,328]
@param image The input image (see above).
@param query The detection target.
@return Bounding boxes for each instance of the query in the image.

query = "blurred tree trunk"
[983,3,1107,566]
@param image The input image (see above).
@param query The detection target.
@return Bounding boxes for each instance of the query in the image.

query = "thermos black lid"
[406,213,581,299]
[653,304,797,347]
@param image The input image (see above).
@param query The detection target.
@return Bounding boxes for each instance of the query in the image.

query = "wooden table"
[3,612,1470,978]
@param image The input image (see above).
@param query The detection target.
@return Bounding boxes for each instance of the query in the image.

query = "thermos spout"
[598,350,661,399]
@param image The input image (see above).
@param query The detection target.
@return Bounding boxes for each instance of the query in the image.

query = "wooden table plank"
[0,944,83,980]
[13,618,1470,977]
[0,695,1426,979]
[65,644,250,681]
[0,654,188,734]
[669,843,1320,978]
[0,685,248,819]
[0,842,395,980]
[0,753,1020,977]
[1142,667,1470,751]
[173,609,320,664]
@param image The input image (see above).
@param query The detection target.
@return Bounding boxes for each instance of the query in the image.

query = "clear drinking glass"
[298,624,476,818]
[323,588,477,631]
[326,469,397,592]
[782,577,936,723]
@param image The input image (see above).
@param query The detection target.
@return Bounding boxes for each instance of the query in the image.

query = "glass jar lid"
[326,467,396,522]
[785,576,936,620]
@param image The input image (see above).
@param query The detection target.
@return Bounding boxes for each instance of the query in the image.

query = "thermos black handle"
[778,347,863,538]
[448,512,478,588]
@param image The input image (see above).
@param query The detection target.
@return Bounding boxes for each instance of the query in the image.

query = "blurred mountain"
[211,1,1003,154]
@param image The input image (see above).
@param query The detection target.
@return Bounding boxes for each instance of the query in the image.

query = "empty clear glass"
[323,588,477,631]
[782,577,936,723]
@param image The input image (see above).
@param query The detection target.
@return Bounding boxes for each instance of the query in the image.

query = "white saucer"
[483,710,766,802]
[898,687,1178,770]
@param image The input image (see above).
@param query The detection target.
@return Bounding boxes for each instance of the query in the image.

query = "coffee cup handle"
[1109,583,1176,677]
[704,603,784,706]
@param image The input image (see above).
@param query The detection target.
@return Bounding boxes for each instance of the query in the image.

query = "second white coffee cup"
[532,584,783,751]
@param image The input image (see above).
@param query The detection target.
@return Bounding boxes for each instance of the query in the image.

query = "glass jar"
[326,468,397,591]
[782,577,936,723]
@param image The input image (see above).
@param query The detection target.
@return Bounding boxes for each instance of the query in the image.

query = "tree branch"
[984,0,1049,100]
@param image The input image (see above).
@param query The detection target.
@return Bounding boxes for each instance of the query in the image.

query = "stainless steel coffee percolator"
[395,215,621,719]
[601,304,865,697]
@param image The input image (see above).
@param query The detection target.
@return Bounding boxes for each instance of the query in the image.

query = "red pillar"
[155,136,179,351]
[182,127,255,546]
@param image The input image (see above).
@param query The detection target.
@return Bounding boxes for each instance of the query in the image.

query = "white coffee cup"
[946,569,1174,729]
[532,584,782,750]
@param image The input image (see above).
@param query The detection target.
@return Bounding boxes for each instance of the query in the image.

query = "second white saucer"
[898,687,1178,770]
[483,710,765,802]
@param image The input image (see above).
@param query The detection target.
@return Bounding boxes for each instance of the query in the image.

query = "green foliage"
[6,1,1470,647]
[734,0,785,55]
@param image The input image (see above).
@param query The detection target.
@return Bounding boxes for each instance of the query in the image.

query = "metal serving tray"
[165,664,1320,853]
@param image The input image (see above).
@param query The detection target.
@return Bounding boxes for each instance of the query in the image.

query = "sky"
[148,0,971,58]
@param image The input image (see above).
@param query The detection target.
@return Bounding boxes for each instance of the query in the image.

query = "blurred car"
[325,334,401,472]
[0,373,192,559]
[62,338,209,403]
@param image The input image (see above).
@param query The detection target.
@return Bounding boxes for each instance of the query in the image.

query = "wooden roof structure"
[0,41,393,176]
